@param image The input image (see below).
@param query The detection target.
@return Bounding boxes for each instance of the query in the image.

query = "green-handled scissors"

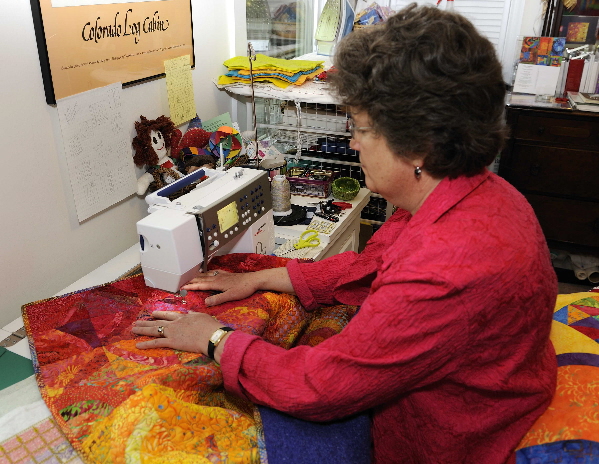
[294,229,320,250]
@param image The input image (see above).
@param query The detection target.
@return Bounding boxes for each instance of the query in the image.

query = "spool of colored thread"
[271,175,292,216]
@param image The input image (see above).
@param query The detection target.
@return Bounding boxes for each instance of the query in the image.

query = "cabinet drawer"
[511,114,599,149]
[505,143,599,201]
[526,194,599,248]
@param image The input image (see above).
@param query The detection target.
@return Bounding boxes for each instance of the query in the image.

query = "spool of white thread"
[572,263,588,281]
[271,174,292,216]
[587,266,599,284]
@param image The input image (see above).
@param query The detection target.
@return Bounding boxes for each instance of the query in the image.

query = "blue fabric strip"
[257,406,371,464]
[516,439,599,463]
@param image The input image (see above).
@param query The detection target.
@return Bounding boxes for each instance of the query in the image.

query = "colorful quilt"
[20,254,358,464]
[18,250,599,463]
[515,291,599,463]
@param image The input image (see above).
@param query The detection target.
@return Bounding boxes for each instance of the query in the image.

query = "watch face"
[210,329,224,344]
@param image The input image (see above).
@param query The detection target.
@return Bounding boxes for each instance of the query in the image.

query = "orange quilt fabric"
[22,254,357,463]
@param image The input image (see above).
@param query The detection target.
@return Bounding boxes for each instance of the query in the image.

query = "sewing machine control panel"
[197,172,272,253]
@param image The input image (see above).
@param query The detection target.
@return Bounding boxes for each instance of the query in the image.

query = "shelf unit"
[259,98,392,226]
[221,78,393,227]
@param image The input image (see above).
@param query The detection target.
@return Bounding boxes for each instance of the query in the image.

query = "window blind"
[370,0,524,82]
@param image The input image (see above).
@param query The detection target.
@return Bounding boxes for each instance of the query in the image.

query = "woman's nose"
[349,137,359,151]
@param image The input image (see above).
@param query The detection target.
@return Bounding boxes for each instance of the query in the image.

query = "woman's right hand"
[182,266,295,306]
[182,270,260,306]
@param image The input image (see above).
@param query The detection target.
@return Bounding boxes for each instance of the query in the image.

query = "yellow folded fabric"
[223,54,324,73]
[218,67,323,89]
[218,74,292,88]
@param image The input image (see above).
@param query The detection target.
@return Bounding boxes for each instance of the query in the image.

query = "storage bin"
[286,172,335,198]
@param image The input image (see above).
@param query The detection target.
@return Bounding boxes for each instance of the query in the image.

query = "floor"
[558,281,595,294]
[555,266,597,294]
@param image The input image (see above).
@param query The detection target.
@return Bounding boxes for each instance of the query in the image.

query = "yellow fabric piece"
[81,384,258,463]
[223,53,324,72]
[218,67,323,89]
[551,320,599,356]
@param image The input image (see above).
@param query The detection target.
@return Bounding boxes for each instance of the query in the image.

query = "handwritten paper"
[56,82,137,222]
[165,55,196,126]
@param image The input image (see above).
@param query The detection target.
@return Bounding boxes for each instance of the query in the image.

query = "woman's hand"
[132,311,223,355]
[181,269,261,306]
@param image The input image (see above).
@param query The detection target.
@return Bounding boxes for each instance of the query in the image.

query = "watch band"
[207,326,234,359]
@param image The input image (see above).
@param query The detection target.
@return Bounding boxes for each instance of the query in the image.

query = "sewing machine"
[136,167,274,293]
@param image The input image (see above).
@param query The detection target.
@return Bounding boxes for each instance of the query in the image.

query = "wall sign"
[30,0,195,104]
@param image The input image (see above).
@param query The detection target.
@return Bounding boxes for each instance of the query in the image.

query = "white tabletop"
[277,189,370,241]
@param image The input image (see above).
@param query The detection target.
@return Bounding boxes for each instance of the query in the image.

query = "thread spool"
[571,263,588,281]
[271,174,292,216]
[587,266,599,284]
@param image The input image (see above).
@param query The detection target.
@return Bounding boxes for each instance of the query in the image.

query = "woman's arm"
[182,266,295,306]
[133,266,293,357]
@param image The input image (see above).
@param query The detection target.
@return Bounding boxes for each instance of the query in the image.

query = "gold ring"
[157,326,165,338]
[212,270,219,276]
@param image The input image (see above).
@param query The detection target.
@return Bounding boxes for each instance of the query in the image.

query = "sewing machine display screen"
[217,201,239,233]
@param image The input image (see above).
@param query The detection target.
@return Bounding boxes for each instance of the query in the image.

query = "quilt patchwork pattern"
[20,254,356,464]
[515,291,599,463]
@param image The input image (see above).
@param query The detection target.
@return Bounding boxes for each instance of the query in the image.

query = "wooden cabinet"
[499,106,599,251]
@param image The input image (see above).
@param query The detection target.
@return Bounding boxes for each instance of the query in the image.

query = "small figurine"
[132,115,185,195]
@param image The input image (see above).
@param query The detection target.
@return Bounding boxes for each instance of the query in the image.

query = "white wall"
[0,0,236,327]
[520,0,546,37]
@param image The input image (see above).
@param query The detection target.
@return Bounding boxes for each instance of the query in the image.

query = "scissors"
[294,229,320,250]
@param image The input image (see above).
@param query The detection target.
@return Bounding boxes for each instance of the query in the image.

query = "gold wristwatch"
[208,327,234,359]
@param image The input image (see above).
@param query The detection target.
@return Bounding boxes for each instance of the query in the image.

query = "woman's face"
[349,109,441,215]
[349,111,416,208]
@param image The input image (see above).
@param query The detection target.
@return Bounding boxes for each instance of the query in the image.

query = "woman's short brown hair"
[330,3,507,178]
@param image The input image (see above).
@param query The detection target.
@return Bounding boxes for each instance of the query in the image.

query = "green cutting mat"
[0,346,34,390]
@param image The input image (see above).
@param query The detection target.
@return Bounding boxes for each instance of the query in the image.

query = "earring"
[414,166,422,179]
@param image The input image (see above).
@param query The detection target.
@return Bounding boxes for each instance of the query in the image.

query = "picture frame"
[543,0,599,46]
[559,15,599,45]
[29,0,195,105]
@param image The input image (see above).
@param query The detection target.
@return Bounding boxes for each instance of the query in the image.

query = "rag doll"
[132,115,185,195]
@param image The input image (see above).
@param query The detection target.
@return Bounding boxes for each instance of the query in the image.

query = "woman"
[133,4,557,463]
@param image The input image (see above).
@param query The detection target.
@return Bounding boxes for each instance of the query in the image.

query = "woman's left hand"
[132,311,223,355]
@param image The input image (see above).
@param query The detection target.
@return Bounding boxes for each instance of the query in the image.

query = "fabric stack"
[218,54,324,89]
